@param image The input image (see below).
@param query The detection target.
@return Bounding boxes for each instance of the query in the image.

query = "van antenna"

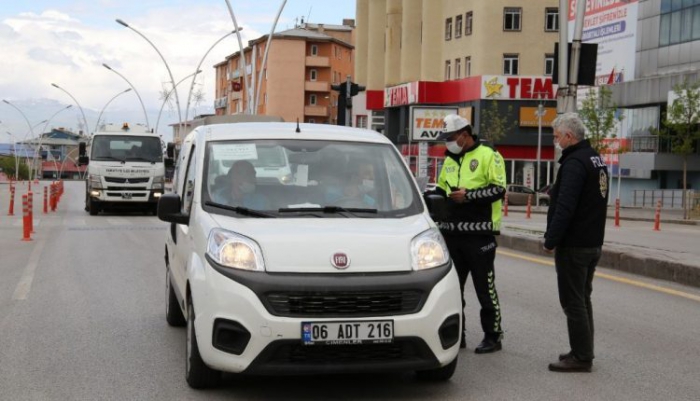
[295,118,301,133]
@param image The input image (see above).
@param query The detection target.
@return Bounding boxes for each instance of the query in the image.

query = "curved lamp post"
[155,70,201,135]
[103,63,150,130]
[184,28,241,125]
[223,0,250,114]
[94,88,132,133]
[116,19,182,125]
[51,83,90,135]
[254,0,287,113]
[32,105,73,180]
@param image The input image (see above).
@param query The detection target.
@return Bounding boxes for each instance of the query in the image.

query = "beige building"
[213,21,355,124]
[354,0,561,189]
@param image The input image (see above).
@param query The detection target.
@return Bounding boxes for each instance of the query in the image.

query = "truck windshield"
[203,139,423,218]
[91,136,163,163]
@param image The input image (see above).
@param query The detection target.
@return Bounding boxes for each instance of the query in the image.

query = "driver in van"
[212,160,270,209]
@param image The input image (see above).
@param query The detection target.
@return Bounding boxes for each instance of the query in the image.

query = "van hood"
[209,214,434,273]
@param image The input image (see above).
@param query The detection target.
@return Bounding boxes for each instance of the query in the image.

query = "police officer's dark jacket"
[435,141,506,236]
[545,139,609,249]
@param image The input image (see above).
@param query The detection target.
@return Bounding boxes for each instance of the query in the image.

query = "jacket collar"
[559,139,591,163]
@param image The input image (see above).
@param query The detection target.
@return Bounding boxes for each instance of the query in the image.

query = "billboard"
[409,106,458,141]
[519,106,557,127]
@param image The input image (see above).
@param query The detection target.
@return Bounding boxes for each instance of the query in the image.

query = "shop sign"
[410,106,458,141]
[384,82,419,107]
[481,76,556,100]
[519,106,557,127]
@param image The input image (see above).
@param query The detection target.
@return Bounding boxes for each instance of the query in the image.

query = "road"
[1,181,699,400]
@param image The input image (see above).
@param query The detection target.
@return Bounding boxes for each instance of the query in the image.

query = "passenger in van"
[211,160,271,210]
[324,162,376,208]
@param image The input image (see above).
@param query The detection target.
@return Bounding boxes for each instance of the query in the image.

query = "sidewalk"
[499,206,700,288]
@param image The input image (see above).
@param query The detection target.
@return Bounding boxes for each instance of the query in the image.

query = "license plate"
[121,193,132,199]
[301,320,394,345]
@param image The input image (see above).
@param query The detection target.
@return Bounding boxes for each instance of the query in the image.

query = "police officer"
[434,114,507,353]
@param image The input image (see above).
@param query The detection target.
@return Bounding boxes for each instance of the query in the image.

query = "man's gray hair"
[552,112,586,141]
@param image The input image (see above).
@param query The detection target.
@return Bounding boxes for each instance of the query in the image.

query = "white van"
[158,122,462,388]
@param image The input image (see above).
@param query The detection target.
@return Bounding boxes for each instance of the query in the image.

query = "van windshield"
[203,139,423,218]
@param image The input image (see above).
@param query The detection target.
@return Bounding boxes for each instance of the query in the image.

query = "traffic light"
[331,77,366,126]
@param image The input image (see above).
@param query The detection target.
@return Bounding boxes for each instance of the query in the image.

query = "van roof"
[190,122,390,145]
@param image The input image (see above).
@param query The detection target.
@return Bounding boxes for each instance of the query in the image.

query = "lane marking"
[497,249,700,303]
[12,238,47,301]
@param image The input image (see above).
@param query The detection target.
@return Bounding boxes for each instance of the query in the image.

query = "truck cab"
[79,123,172,215]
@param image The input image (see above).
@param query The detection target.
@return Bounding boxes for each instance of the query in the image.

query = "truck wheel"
[88,198,99,216]
[186,300,221,389]
[415,356,458,381]
[165,268,186,327]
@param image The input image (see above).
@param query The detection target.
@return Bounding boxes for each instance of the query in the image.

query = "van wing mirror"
[78,142,86,157]
[157,193,189,225]
[78,156,89,166]
[423,194,447,222]
[166,142,175,159]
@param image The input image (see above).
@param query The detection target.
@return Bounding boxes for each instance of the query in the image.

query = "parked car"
[506,184,550,206]
[158,122,462,388]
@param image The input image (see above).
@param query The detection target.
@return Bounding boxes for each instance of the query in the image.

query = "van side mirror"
[79,142,86,157]
[166,143,175,159]
[423,194,447,222]
[78,156,89,166]
[157,193,189,225]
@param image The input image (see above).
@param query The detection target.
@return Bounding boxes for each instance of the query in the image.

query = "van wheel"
[88,198,99,216]
[165,269,186,327]
[415,356,458,381]
[186,300,221,389]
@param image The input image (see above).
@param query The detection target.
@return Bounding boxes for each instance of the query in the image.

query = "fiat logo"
[331,253,350,269]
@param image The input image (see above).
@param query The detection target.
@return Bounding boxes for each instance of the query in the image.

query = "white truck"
[79,123,173,215]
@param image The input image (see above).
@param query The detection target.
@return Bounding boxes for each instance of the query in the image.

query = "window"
[455,15,463,38]
[310,94,317,105]
[466,12,473,35]
[465,56,471,77]
[311,45,318,56]
[308,118,316,123]
[356,115,368,129]
[455,58,462,79]
[504,7,522,31]
[545,8,559,31]
[503,54,519,75]
[545,54,555,76]
[445,17,453,40]
[445,60,451,80]
[659,1,700,46]
[310,69,317,81]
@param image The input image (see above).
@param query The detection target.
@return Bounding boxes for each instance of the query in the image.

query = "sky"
[0,0,356,142]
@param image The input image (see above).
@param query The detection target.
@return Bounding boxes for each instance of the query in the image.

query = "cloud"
[28,47,77,66]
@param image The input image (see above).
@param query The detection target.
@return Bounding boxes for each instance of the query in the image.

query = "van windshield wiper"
[204,201,275,218]
[278,206,378,218]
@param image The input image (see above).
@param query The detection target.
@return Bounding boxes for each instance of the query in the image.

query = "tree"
[478,99,516,144]
[0,156,29,180]
[578,86,620,154]
[657,79,700,220]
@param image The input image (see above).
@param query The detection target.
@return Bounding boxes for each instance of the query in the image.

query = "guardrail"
[633,189,695,209]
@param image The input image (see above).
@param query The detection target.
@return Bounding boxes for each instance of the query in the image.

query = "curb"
[498,232,700,289]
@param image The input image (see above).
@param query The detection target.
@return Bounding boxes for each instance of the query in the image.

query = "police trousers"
[444,234,503,340]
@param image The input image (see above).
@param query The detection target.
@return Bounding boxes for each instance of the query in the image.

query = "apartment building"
[213,21,355,124]
[354,0,561,188]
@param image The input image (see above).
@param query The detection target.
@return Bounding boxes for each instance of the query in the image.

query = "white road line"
[12,238,47,301]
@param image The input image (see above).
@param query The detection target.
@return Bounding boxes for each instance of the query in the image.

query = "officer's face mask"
[445,134,464,154]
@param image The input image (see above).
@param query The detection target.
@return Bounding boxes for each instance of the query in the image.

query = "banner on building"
[519,106,557,127]
[481,76,556,100]
[409,106,458,141]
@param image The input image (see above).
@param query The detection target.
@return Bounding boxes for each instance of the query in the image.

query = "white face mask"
[446,140,463,154]
[239,182,256,194]
[554,141,563,152]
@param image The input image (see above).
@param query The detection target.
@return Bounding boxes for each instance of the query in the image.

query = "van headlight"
[410,229,450,270]
[207,229,265,272]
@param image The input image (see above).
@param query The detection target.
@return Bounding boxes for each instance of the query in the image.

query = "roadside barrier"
[615,198,620,227]
[503,194,509,217]
[43,186,48,214]
[653,200,662,231]
[28,179,31,192]
[21,194,31,241]
[50,183,57,212]
[8,186,15,216]
[526,194,532,219]
[28,191,34,234]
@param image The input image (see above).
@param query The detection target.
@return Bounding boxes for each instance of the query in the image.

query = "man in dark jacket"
[544,112,609,373]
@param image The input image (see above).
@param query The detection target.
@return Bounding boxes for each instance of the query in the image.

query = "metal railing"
[633,189,695,209]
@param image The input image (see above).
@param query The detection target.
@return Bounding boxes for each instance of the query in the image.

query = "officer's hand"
[543,246,554,254]
[449,188,468,204]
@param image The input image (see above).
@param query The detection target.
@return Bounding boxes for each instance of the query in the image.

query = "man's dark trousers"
[555,246,601,362]
[445,235,502,340]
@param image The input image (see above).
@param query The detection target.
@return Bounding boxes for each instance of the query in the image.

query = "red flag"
[606,67,616,85]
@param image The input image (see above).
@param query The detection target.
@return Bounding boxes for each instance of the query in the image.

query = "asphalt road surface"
[1,181,699,400]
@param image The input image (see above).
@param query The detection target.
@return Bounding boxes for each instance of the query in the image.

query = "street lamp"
[2,99,36,143]
[6,131,21,179]
[116,19,182,125]
[253,0,288,112]
[51,83,90,135]
[94,88,132,133]
[184,29,241,125]
[33,105,73,180]
[155,70,202,135]
[103,63,150,130]
[223,0,250,114]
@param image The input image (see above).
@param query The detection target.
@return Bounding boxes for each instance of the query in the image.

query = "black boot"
[548,354,592,372]
[474,335,502,354]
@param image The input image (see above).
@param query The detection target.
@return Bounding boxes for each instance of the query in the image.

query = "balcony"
[214,97,227,109]
[305,56,330,67]
[305,81,329,92]
[227,70,241,80]
[304,105,330,117]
